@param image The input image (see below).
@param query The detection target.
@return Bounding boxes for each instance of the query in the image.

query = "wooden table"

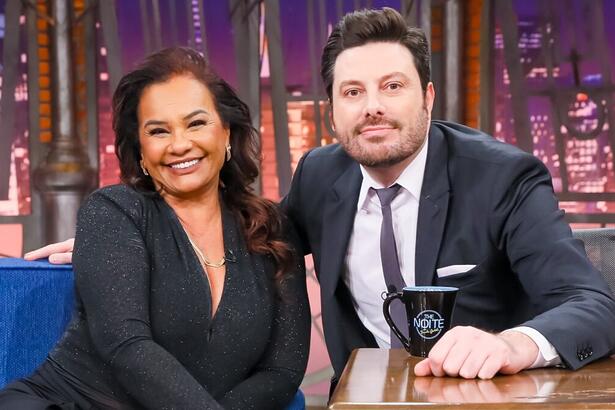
[329,348,615,409]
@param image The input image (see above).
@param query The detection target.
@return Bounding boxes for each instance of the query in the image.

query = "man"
[29,7,615,387]
[280,7,615,385]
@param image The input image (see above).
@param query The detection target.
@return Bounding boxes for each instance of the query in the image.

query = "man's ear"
[425,82,435,113]
[329,101,336,132]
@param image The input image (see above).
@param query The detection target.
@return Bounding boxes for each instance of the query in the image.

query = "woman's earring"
[225,144,232,162]
[140,162,149,176]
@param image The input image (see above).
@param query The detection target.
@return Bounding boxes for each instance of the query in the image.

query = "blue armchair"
[0,258,74,388]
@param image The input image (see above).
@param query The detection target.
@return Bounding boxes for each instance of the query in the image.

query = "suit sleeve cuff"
[505,326,561,368]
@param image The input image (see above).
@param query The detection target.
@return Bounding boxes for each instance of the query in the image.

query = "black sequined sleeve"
[218,236,311,410]
[73,191,225,410]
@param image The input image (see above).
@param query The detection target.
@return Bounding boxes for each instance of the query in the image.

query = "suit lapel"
[320,163,362,298]
[415,126,451,285]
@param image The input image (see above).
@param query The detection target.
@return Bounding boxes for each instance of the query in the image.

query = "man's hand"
[24,238,75,264]
[414,326,539,379]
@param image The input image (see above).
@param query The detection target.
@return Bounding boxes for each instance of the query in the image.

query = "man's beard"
[337,106,429,168]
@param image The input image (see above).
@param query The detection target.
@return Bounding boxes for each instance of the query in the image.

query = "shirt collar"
[356,134,429,210]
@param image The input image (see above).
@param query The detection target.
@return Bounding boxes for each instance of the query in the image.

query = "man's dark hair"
[321,7,431,100]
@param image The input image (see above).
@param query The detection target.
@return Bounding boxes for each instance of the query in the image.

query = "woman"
[0,47,310,409]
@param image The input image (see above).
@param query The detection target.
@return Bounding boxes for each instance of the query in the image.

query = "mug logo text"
[413,310,445,340]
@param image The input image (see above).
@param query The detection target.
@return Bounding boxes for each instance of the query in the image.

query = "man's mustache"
[353,118,402,135]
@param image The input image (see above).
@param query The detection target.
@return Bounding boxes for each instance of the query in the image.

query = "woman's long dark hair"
[113,47,294,280]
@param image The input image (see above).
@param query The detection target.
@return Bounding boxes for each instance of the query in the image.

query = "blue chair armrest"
[0,258,74,388]
[285,389,305,410]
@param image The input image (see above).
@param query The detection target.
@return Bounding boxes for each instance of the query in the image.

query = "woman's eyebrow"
[183,109,209,120]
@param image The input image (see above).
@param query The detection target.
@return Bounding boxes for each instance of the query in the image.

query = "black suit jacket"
[282,120,615,380]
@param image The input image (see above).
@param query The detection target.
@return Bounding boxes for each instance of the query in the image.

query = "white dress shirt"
[343,136,560,368]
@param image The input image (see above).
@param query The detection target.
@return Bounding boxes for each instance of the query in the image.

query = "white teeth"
[170,159,199,169]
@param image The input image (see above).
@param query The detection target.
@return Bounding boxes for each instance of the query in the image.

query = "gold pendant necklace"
[185,231,226,268]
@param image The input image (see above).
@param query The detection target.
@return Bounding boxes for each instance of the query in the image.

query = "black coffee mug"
[383,286,458,357]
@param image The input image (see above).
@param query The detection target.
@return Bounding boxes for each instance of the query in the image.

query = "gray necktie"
[374,184,408,348]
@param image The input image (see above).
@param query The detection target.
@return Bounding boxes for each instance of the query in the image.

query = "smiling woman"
[137,76,230,203]
[0,47,310,410]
